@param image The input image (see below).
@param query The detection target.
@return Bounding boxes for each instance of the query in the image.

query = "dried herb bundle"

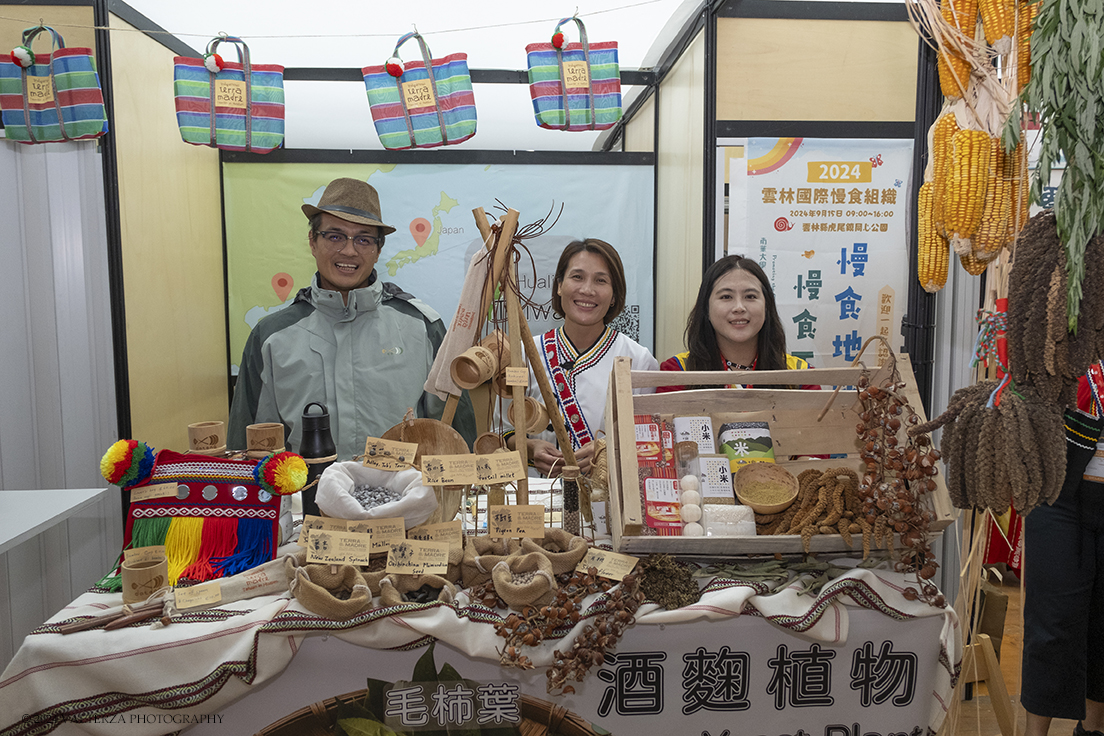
[638,554,701,610]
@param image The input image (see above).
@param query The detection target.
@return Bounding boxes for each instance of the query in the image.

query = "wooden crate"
[603,355,956,556]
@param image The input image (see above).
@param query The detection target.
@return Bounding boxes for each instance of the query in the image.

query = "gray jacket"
[228,272,475,459]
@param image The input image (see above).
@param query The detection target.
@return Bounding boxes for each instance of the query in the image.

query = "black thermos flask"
[299,402,336,518]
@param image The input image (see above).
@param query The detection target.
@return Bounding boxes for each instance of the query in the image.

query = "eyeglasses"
[315,230,381,250]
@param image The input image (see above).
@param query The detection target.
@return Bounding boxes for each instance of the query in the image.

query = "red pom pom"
[551,32,565,49]
[385,57,403,78]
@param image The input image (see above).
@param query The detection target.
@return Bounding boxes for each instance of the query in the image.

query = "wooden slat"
[611,357,643,534]
[630,366,870,388]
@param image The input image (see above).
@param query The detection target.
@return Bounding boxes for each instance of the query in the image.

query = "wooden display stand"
[604,354,956,555]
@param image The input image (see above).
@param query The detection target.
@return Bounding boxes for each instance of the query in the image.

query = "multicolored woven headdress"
[99,444,306,590]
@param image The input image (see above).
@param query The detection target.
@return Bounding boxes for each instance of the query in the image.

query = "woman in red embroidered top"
[658,255,814,392]
[501,239,658,476]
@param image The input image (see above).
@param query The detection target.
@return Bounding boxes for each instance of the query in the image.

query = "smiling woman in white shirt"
[501,238,658,477]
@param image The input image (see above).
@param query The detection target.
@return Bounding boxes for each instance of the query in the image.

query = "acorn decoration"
[385,56,403,78]
[10,45,34,68]
[203,52,224,73]
[254,451,308,495]
[100,439,157,489]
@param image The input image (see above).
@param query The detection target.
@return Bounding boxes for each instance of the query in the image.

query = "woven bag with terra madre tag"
[525,16,622,131]
[0,25,108,143]
[363,31,477,150]
[172,35,284,152]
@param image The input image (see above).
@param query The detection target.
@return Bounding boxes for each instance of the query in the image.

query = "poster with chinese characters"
[729,138,914,367]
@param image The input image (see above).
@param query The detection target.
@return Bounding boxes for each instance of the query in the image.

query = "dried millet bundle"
[997,399,1031,513]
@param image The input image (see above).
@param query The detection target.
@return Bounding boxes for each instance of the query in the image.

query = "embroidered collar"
[554,326,618,374]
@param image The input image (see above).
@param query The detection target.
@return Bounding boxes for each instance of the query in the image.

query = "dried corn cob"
[918,182,951,292]
[974,138,1012,255]
[942,0,980,33]
[931,112,961,233]
[937,49,973,98]
[980,0,1016,52]
[945,129,992,252]
[960,250,990,275]
[1016,0,1040,93]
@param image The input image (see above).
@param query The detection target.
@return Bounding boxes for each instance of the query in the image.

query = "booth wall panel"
[0,5,96,55]
[0,141,116,491]
[623,92,656,153]
[109,14,226,452]
[715,17,917,122]
[655,31,704,360]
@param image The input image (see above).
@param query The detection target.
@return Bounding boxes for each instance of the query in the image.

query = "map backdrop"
[728,138,914,368]
[223,162,655,374]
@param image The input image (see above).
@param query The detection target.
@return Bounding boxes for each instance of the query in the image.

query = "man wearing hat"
[228,177,475,475]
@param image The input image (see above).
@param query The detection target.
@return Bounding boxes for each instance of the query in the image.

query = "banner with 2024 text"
[729,138,914,368]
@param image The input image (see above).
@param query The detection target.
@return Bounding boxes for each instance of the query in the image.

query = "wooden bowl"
[733,462,798,514]
[381,417,470,524]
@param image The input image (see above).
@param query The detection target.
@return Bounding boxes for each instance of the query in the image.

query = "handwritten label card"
[363,437,418,471]
[297,514,326,546]
[385,539,450,575]
[175,580,222,610]
[474,452,526,484]
[504,366,529,387]
[26,76,54,104]
[562,61,590,88]
[422,455,478,486]
[362,517,407,553]
[576,548,638,581]
[214,79,246,109]
[130,482,179,503]
[124,546,166,564]
[488,505,545,538]
[407,520,462,551]
[401,78,435,108]
[305,529,372,565]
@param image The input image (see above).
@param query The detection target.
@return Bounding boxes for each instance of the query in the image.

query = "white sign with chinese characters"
[199,608,947,736]
[728,138,914,368]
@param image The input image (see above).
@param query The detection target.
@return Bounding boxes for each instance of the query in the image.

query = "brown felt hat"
[301,178,396,235]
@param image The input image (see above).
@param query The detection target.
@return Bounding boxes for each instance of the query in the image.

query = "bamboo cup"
[188,421,226,455]
[121,556,169,605]
[491,372,513,399]
[474,431,507,455]
[479,330,511,368]
[450,346,498,390]
[507,396,550,434]
[246,422,285,459]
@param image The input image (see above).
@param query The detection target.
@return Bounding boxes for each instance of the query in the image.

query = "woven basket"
[255,690,601,736]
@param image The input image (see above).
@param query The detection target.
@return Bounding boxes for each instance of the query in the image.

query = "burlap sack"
[445,543,464,585]
[379,573,457,608]
[285,554,372,620]
[460,536,519,588]
[358,555,390,596]
[519,528,589,575]
[491,551,556,611]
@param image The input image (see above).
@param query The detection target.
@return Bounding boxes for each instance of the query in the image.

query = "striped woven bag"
[363,32,477,150]
[0,25,108,143]
[525,17,621,131]
[173,35,284,153]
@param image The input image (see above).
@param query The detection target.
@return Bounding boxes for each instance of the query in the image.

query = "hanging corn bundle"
[907,0,1036,291]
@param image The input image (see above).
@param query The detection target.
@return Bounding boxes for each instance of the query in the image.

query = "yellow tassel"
[165,517,205,585]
